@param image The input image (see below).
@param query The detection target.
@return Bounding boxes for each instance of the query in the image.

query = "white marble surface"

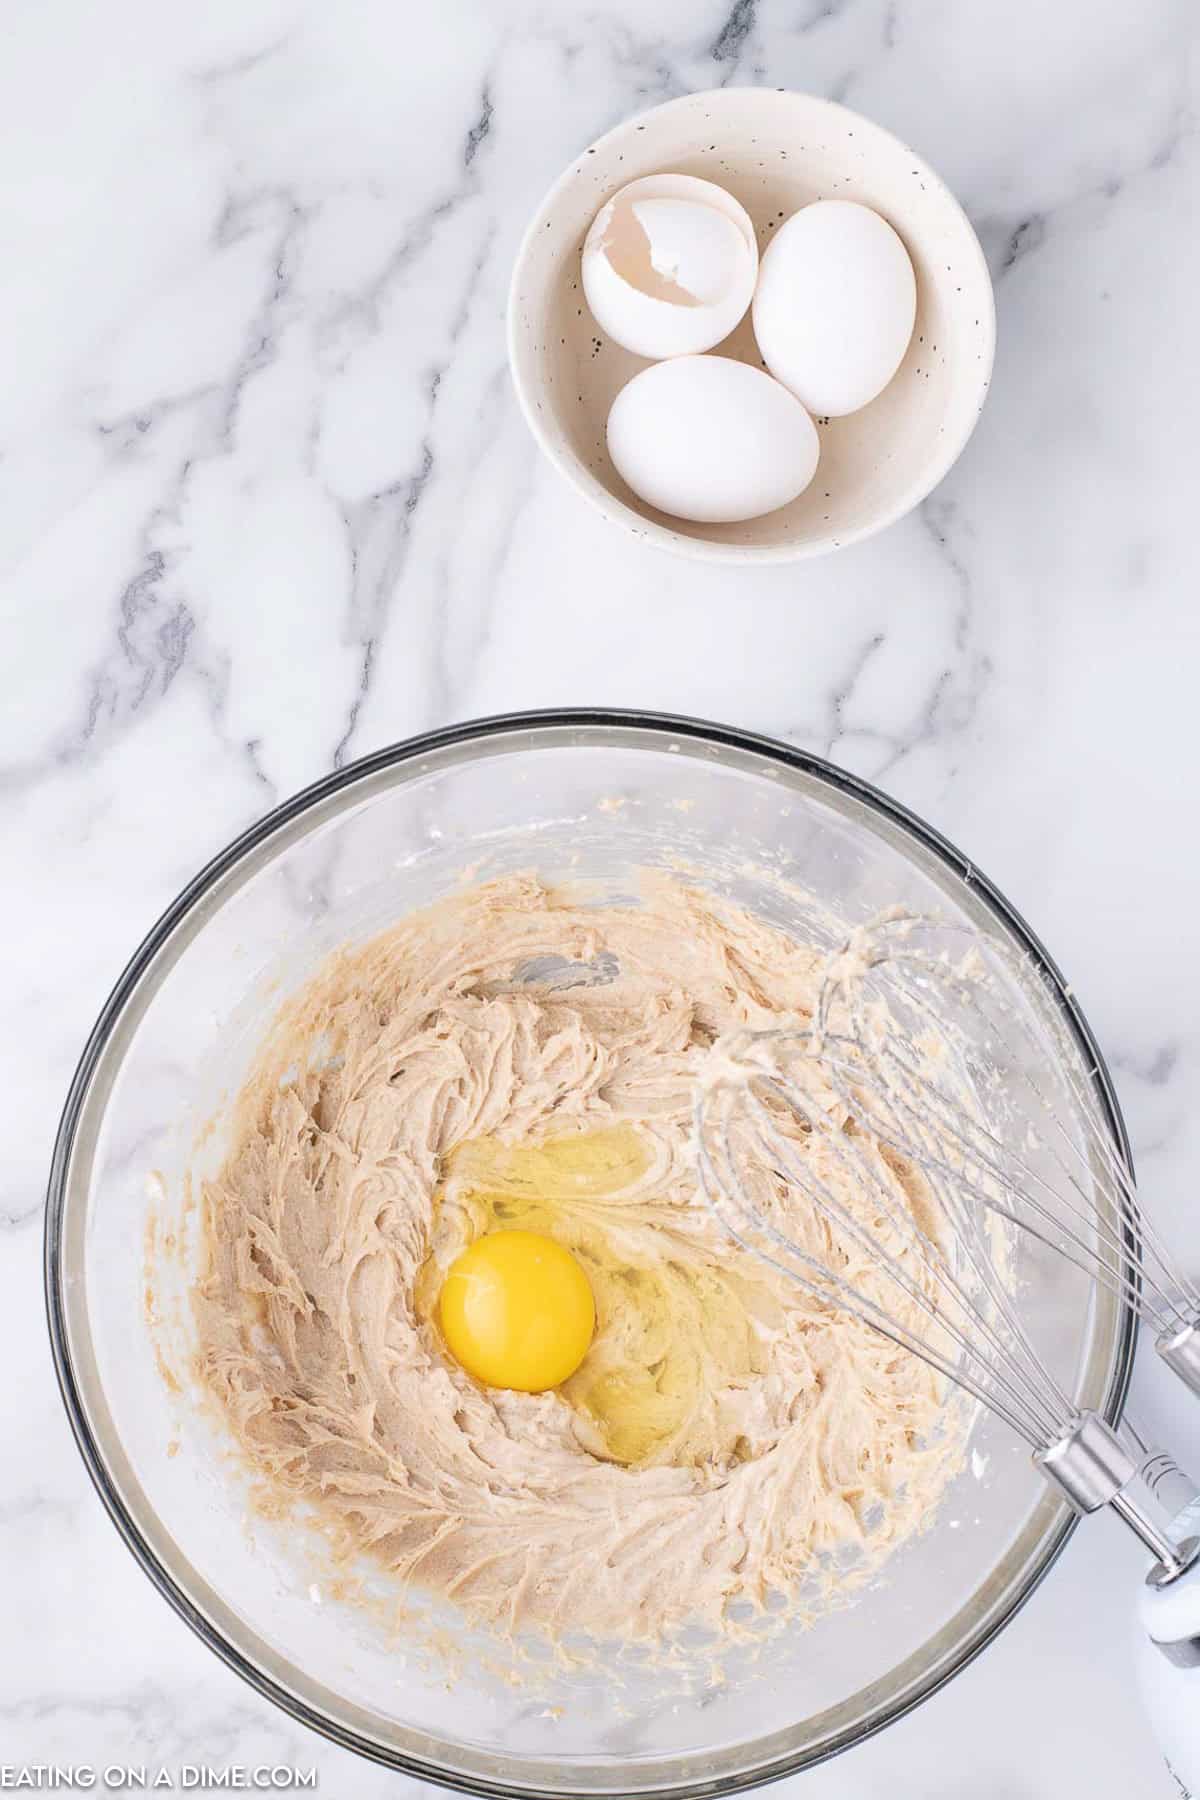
[3,1,1200,1793]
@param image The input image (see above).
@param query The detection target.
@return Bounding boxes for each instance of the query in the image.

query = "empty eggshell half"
[753,200,917,418]
[607,356,819,524]
[582,174,758,360]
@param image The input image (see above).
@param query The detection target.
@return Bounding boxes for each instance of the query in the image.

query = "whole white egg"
[607,356,819,524]
[752,200,917,417]
[582,174,758,360]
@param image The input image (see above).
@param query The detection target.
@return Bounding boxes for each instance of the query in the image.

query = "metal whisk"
[692,919,1200,1577]
[805,909,1200,1396]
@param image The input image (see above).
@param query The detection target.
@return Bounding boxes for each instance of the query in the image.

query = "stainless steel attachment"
[693,928,1200,1586]
[807,910,1200,1394]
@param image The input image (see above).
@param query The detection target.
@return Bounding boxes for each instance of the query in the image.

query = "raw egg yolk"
[438,1229,596,1393]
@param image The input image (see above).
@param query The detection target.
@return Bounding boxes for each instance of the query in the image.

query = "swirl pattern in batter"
[192,873,963,1647]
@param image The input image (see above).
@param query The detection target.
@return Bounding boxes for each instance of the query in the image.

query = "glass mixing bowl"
[45,711,1134,1796]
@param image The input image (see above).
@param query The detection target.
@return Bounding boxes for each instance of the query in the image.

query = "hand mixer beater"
[809,908,1200,1394]
[693,916,1200,1786]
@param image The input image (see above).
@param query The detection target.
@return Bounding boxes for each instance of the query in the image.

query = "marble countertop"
[4,2,1199,1794]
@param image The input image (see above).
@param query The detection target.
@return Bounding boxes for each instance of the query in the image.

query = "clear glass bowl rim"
[43,707,1137,1797]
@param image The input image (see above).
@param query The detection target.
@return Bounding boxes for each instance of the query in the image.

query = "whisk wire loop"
[696,1039,1078,1451]
[694,909,1200,1577]
[694,1095,1055,1446]
[818,915,1200,1337]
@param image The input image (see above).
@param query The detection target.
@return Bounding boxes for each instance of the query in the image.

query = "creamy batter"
[192,873,963,1648]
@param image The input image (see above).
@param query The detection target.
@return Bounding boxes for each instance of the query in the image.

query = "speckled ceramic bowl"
[508,89,995,562]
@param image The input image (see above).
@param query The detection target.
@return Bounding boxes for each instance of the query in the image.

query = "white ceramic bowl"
[508,89,995,563]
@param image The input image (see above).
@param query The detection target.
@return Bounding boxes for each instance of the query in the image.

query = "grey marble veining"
[3,2,1199,1794]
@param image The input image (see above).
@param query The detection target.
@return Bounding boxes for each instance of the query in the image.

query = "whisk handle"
[1036,1414,1200,1577]
[1137,1548,1200,1796]
[1159,1321,1200,1402]
[1037,1419,1200,1786]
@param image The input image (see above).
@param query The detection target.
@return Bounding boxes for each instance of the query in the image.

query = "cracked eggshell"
[582,174,758,360]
